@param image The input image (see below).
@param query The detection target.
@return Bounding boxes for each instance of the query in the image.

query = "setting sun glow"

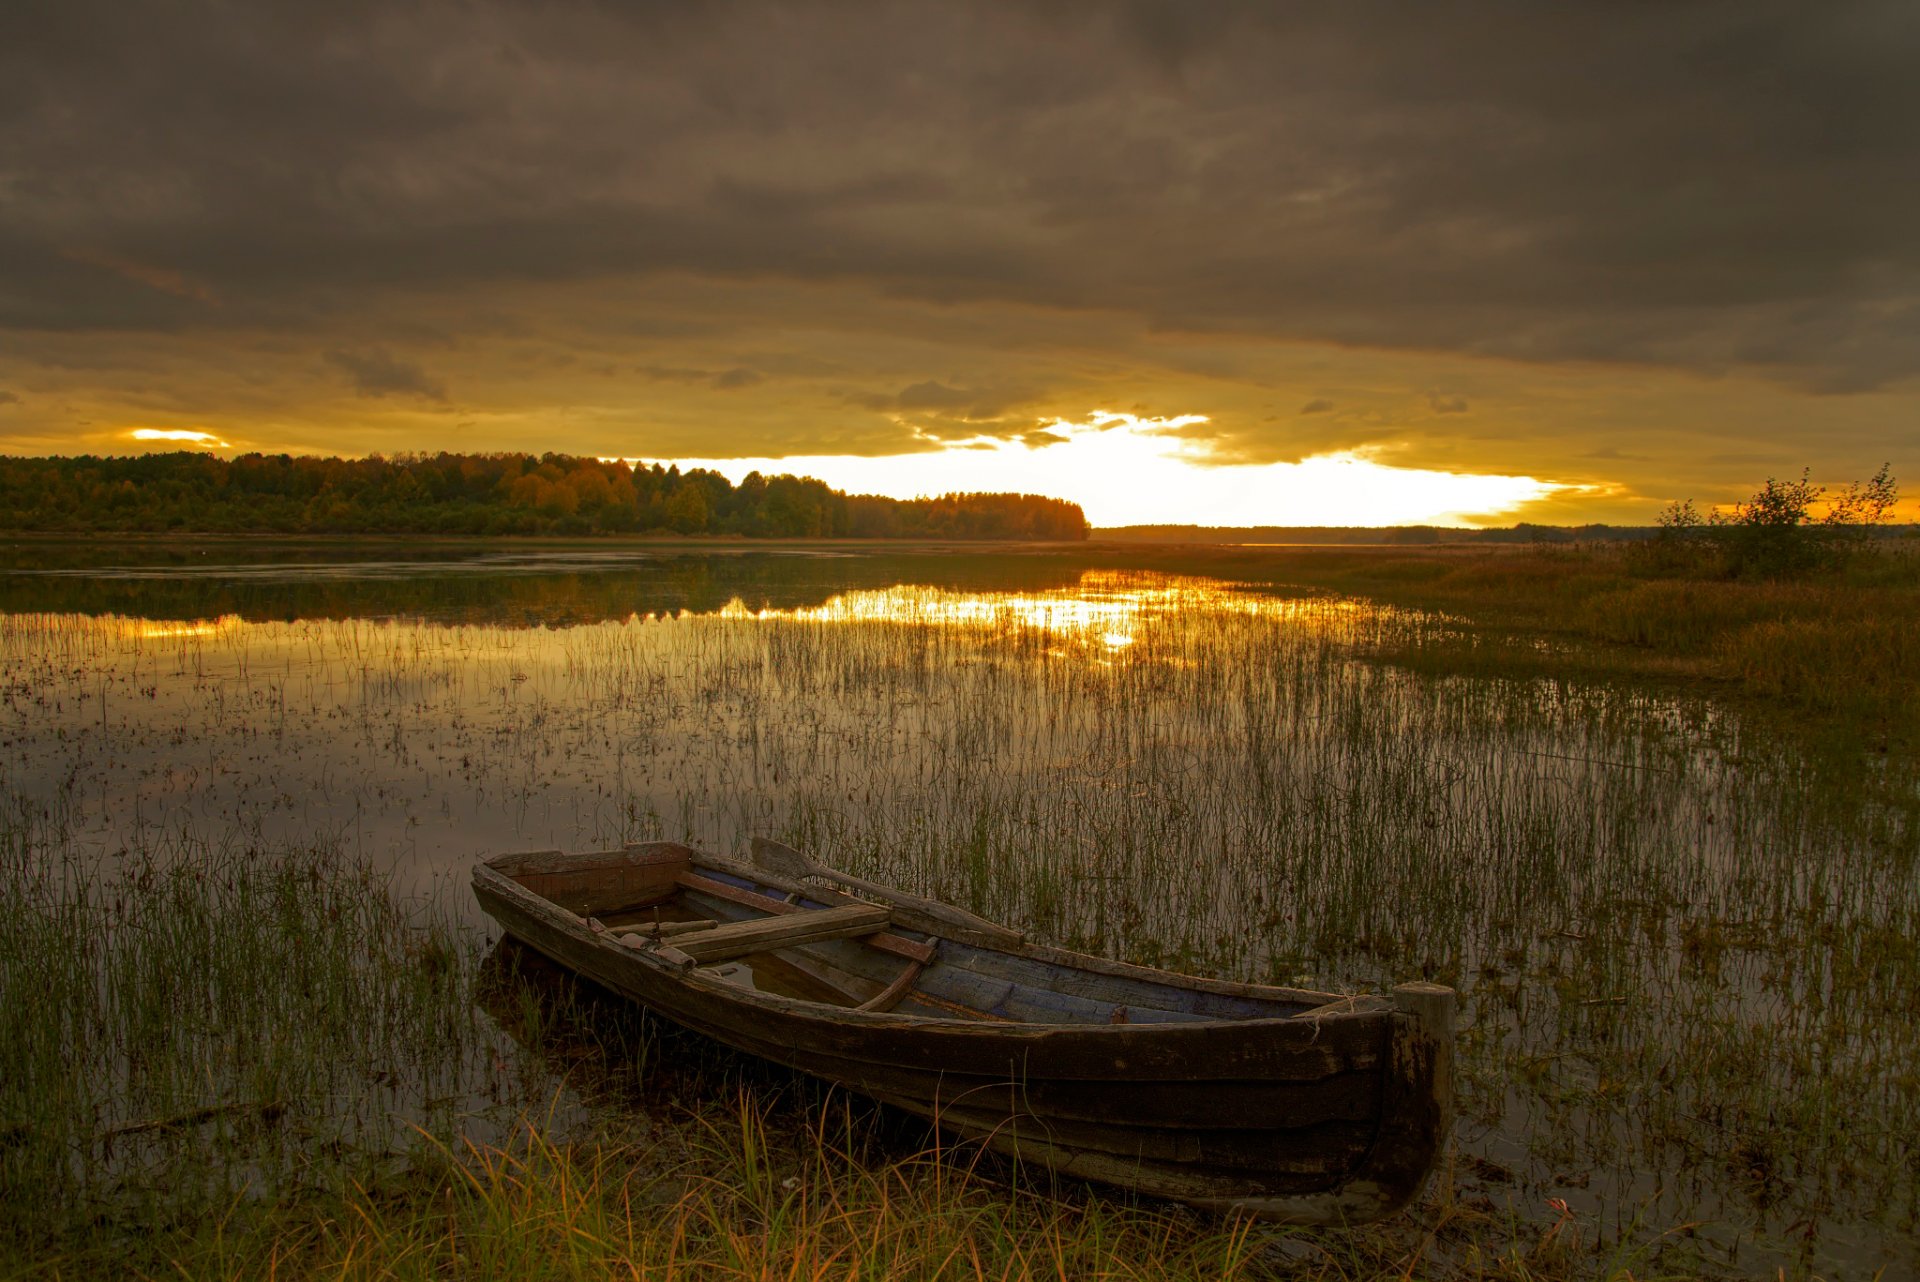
[637,412,1562,527]
[129,428,230,448]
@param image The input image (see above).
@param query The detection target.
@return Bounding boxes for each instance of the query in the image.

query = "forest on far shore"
[0,451,1090,541]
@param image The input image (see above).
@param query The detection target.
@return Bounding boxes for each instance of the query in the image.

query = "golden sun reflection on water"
[119,614,244,640]
[67,572,1385,660]
[712,572,1354,650]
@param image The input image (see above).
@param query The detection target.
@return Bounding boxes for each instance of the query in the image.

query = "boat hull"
[472,845,1451,1224]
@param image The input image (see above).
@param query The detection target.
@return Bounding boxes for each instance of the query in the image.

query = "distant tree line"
[1099,523,1671,545]
[1103,486,1912,562]
[0,452,1090,541]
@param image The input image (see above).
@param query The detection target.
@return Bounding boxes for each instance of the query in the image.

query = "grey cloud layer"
[4,0,1918,391]
[323,347,448,401]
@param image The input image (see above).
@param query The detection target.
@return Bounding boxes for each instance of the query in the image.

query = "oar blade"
[749,835,813,879]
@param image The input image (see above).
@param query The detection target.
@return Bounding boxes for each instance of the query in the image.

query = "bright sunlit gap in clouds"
[629,412,1565,527]
[128,428,230,448]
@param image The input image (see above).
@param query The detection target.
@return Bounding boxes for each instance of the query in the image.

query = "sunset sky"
[2,2,1916,526]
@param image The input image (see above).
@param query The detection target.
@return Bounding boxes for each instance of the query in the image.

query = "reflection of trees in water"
[0,551,1103,627]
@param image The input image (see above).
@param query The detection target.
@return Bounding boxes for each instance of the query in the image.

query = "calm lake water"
[3,541,1914,1278]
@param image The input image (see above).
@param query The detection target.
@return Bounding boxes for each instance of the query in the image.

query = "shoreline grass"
[1094,542,1920,751]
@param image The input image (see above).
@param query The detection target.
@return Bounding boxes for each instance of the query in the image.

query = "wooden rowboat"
[471,840,1454,1224]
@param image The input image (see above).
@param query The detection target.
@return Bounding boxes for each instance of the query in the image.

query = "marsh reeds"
[0,799,486,1256]
[2,558,1916,1276]
[1168,541,1920,736]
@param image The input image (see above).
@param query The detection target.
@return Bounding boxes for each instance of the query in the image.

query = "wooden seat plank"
[676,872,937,964]
[676,903,891,964]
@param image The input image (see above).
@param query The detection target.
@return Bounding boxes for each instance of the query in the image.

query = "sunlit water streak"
[2,559,1915,1277]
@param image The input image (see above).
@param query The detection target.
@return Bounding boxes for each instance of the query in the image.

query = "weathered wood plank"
[887,1072,1383,1132]
[488,842,690,879]
[610,918,716,939]
[606,938,1393,1079]
[619,938,697,967]
[677,872,937,964]
[896,1096,1378,1177]
[899,990,1014,1022]
[515,864,682,916]
[486,872,1391,1085]
[483,847,565,875]
[751,837,1025,945]
[940,943,1326,1021]
[498,844,692,916]
[951,1124,1383,1213]
[697,851,1034,952]
[908,965,1209,1026]
[751,930,1230,1026]
[675,904,891,963]
[1348,982,1455,1213]
[660,1008,1385,1096]
[680,893,937,1009]
[855,960,926,1013]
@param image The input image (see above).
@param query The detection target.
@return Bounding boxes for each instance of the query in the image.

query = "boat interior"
[489,843,1352,1027]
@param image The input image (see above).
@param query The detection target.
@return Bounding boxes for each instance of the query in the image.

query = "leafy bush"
[1641,465,1897,579]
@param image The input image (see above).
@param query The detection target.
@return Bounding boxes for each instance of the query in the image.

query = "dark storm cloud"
[0,390,19,406]
[839,380,1037,431]
[323,347,448,401]
[3,0,1919,388]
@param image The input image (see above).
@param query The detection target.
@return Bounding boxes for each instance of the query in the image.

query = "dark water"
[2,540,1913,1278]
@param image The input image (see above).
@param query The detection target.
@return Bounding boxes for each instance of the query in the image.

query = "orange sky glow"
[624,413,1570,527]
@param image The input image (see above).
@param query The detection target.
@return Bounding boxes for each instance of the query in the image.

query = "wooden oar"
[749,837,1022,945]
